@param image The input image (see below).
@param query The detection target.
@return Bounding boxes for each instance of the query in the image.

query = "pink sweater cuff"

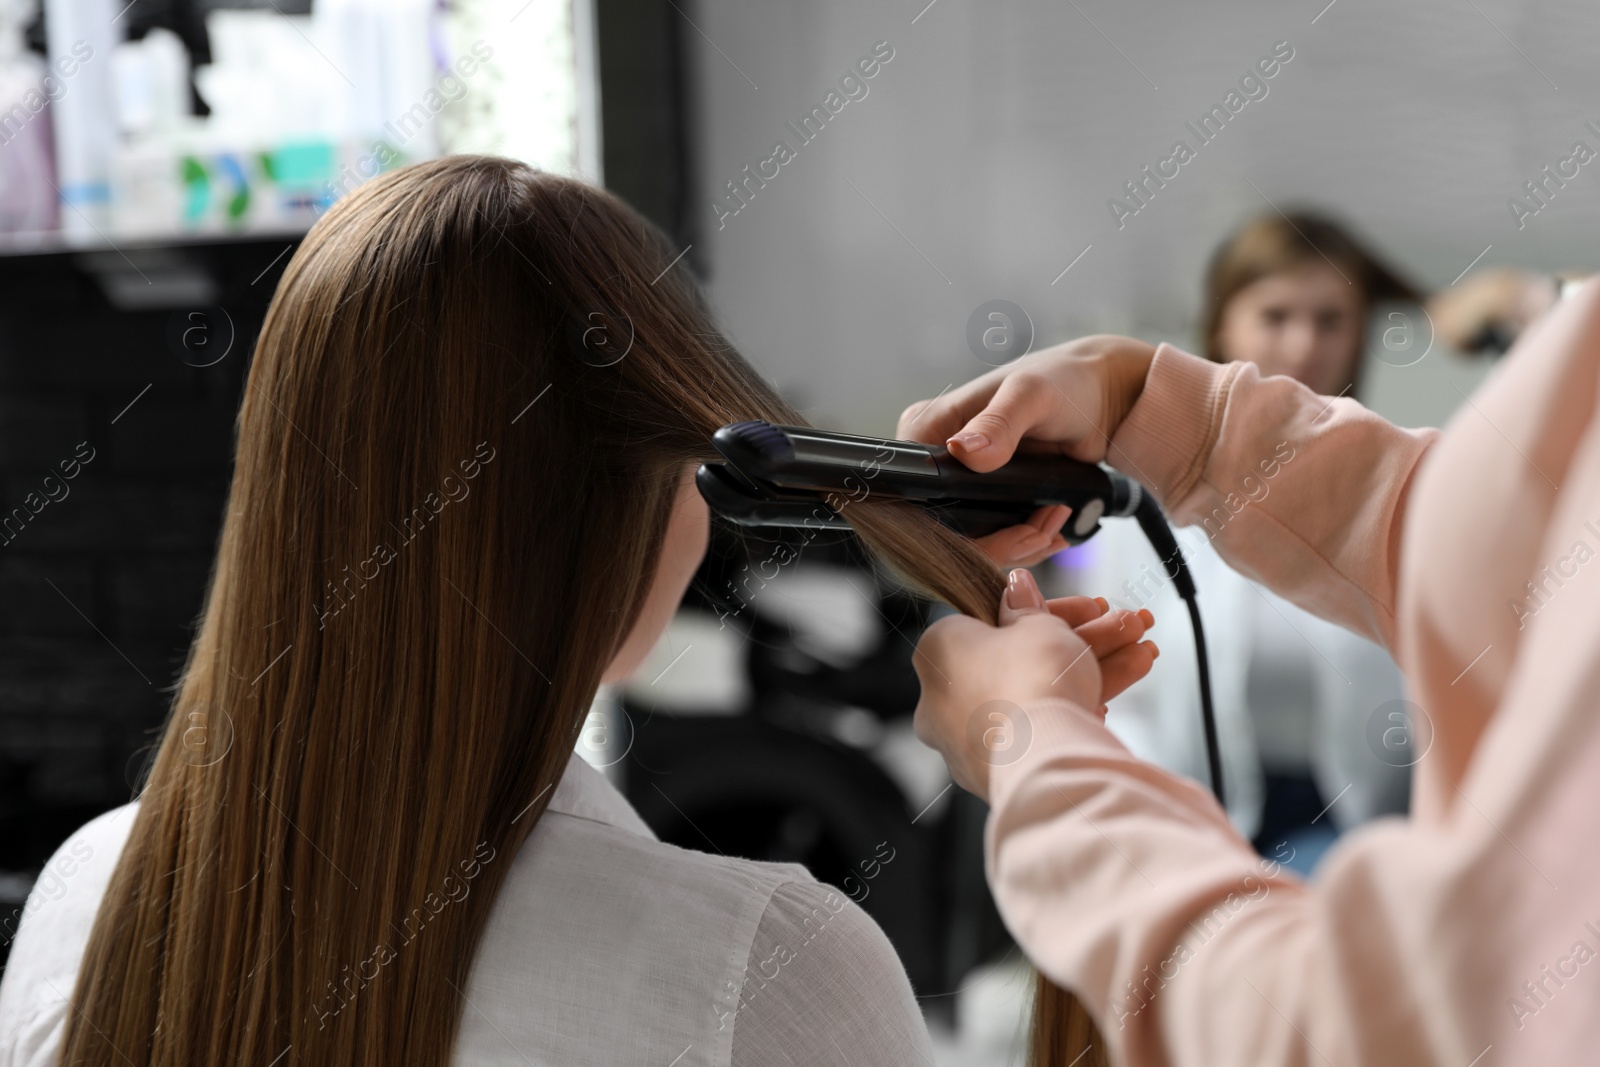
[986,697,1135,815]
[1106,343,1241,509]
[984,692,1243,884]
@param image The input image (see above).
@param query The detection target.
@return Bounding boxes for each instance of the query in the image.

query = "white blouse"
[0,754,935,1066]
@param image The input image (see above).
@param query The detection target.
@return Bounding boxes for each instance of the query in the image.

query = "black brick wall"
[0,236,297,964]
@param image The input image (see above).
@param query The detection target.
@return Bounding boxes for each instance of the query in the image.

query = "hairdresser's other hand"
[897,334,1158,471]
[977,503,1073,566]
[1426,268,1560,353]
[1060,594,1159,710]
[912,569,1157,800]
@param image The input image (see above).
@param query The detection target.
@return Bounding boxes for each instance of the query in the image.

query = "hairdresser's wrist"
[985,695,1130,814]
[1085,337,1157,441]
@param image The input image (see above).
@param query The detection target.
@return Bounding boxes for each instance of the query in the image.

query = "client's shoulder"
[518,755,815,910]
[17,801,139,930]
[0,802,140,1052]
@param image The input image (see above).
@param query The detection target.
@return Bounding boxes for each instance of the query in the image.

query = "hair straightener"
[697,420,1225,806]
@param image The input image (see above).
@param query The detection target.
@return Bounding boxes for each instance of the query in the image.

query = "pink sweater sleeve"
[987,319,1600,1065]
[1105,343,1437,650]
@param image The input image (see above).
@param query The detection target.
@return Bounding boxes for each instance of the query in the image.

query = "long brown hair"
[55,156,1103,1064]
[1030,971,1107,1067]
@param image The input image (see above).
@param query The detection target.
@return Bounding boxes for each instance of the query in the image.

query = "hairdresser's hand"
[976,503,1074,566]
[913,569,1157,800]
[1426,268,1560,353]
[898,334,1156,467]
[897,335,1156,567]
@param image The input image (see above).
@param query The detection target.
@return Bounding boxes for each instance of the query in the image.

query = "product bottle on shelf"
[44,0,120,237]
[0,0,57,234]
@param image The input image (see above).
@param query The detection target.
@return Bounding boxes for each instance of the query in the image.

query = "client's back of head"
[58,156,1006,1066]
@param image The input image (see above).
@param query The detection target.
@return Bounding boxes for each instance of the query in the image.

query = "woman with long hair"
[0,156,1152,1066]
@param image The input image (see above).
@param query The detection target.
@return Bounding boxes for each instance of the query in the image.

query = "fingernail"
[1005,568,1044,610]
[1009,531,1049,561]
[1138,608,1155,628]
[1095,597,1109,614]
[949,430,990,453]
[1146,641,1160,659]
[1046,504,1071,534]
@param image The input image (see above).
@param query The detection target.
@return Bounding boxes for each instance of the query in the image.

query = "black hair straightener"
[697,420,1225,806]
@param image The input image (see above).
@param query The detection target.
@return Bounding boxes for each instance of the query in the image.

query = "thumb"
[945,372,1048,472]
[998,568,1048,624]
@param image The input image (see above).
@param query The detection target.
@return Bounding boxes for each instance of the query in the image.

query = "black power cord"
[1131,493,1225,808]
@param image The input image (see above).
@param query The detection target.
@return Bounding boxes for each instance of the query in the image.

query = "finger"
[1044,595,1110,628]
[1099,640,1159,703]
[996,568,1050,624]
[1008,534,1069,567]
[971,505,1071,566]
[898,365,1012,445]
[974,527,1053,567]
[896,398,935,440]
[1075,607,1154,658]
[944,372,1060,472]
[1023,503,1069,534]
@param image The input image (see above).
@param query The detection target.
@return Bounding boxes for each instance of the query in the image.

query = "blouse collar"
[543,752,658,841]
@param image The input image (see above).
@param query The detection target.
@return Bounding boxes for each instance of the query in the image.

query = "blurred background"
[0,0,1596,1062]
